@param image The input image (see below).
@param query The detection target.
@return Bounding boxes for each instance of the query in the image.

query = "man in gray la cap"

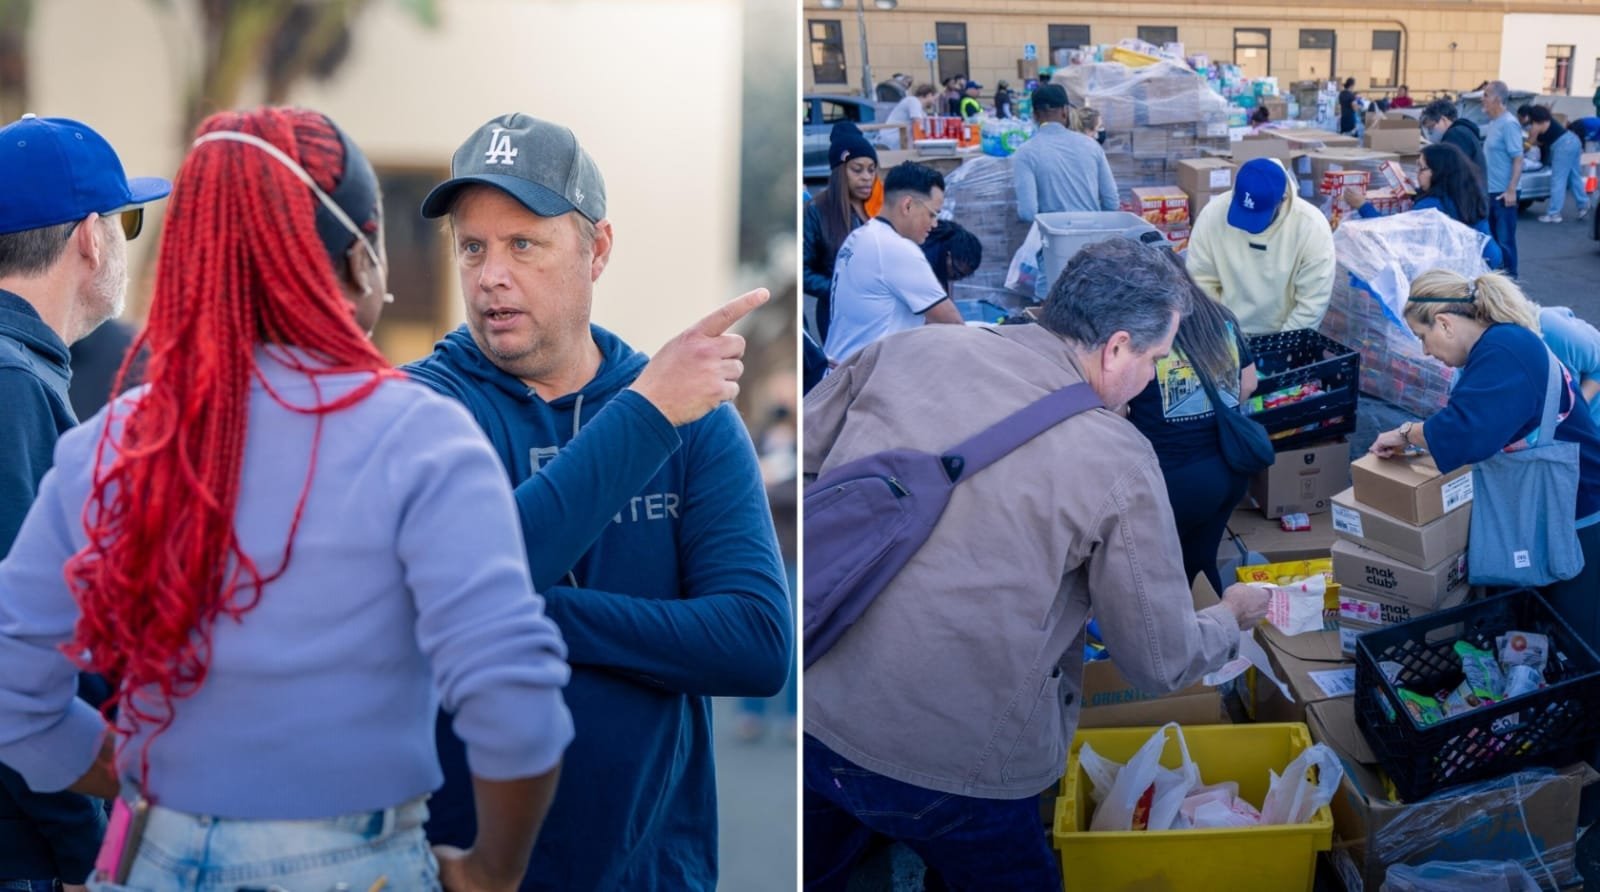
[407,114,791,891]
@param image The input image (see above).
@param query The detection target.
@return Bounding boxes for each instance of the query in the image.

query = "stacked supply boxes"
[1177,157,1236,220]
[1332,454,1475,657]
[1126,186,1190,250]
[939,155,1033,310]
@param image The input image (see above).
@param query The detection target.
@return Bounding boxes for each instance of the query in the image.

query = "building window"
[936,22,968,84]
[1547,45,1576,94]
[1049,24,1091,61]
[1138,25,1178,47]
[1370,30,1401,88]
[1299,29,1336,83]
[1234,29,1270,81]
[809,19,846,85]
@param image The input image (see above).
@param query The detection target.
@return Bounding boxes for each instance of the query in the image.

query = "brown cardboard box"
[1364,125,1422,155]
[1306,698,1594,891]
[1176,157,1236,195]
[1267,128,1360,150]
[1350,453,1474,526]
[1260,97,1288,123]
[1337,583,1470,632]
[1251,628,1355,724]
[1231,134,1296,165]
[1339,616,1382,657]
[1185,188,1222,219]
[1249,438,1352,519]
[1306,148,1401,188]
[1224,506,1338,564]
[1330,539,1470,612]
[1078,576,1227,727]
[1331,488,1471,569]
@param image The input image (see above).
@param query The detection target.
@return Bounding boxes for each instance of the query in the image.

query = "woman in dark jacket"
[803,122,877,342]
[1128,252,1259,593]
[1343,142,1504,269]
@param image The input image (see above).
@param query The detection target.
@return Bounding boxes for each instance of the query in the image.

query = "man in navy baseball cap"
[1187,156,1335,335]
[0,114,168,891]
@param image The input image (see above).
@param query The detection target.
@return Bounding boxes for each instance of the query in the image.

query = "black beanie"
[829,122,878,169]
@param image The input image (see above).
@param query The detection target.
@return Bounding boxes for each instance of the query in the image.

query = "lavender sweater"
[0,349,573,818]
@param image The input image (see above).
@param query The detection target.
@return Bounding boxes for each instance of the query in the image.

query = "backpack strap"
[941,383,1102,482]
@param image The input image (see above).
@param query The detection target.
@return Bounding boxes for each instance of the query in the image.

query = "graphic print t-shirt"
[1126,324,1255,470]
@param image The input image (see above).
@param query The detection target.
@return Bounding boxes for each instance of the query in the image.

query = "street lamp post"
[821,0,897,100]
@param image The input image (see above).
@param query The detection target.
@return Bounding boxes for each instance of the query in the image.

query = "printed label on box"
[1341,626,1362,655]
[1332,504,1363,538]
[1209,169,1231,189]
[1339,595,1413,626]
[1514,550,1531,569]
[1309,668,1357,698]
[1443,473,1475,511]
[1207,123,1228,137]
[1356,562,1399,591]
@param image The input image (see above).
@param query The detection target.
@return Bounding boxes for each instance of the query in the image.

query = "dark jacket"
[802,199,864,343]
[0,289,104,884]
[1442,119,1489,190]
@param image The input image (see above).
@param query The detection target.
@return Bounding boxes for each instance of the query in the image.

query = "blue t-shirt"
[1484,111,1524,195]
[1541,307,1600,407]
[1127,324,1255,470]
[1423,323,1600,523]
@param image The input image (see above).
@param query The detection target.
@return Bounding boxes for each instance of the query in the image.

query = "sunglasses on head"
[64,206,144,241]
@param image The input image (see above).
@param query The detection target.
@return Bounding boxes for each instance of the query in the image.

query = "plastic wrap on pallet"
[1332,209,1490,325]
[941,155,1032,304]
[1368,771,1581,891]
[1320,273,1456,416]
[1381,859,1544,892]
[1059,60,1231,129]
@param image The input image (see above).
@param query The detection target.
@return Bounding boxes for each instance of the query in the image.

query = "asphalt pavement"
[1507,197,1600,319]
[715,695,798,890]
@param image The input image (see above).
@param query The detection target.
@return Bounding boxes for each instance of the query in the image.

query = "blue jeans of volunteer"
[1489,198,1520,278]
[1547,131,1590,218]
[89,796,437,892]
[803,735,1060,892]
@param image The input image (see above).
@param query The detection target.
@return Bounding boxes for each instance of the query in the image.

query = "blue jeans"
[1489,199,1520,278]
[0,882,56,891]
[803,735,1060,892]
[1548,131,1589,217]
[89,796,437,891]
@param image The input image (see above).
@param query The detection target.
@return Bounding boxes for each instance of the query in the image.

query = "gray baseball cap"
[421,113,606,222]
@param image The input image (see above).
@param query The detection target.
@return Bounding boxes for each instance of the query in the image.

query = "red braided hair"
[63,108,399,785]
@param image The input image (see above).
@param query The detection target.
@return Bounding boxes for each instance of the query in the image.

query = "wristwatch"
[1398,421,1416,445]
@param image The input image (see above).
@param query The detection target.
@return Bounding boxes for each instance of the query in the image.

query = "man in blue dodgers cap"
[0,114,169,892]
[1186,157,1336,336]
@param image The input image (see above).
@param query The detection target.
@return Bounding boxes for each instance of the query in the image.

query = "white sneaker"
[1539,213,1563,223]
[1581,207,1591,220]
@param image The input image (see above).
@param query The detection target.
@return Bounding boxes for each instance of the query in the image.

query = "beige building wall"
[1501,13,1600,98]
[29,0,743,360]
[806,1,1534,102]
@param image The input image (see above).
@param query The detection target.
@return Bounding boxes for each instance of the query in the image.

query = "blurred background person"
[804,123,877,344]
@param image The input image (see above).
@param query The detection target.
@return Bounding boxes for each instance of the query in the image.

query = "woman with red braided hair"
[0,107,572,891]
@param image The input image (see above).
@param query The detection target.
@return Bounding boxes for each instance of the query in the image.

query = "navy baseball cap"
[1227,159,1288,235]
[421,113,605,223]
[0,115,170,236]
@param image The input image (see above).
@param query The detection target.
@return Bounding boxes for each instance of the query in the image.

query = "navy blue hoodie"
[0,288,105,883]
[406,324,790,891]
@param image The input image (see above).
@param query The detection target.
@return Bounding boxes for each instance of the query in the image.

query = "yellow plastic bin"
[1053,723,1333,892]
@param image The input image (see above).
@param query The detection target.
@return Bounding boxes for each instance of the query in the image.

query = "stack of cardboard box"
[1331,454,1474,658]
[1176,157,1236,220]
[1127,185,1191,250]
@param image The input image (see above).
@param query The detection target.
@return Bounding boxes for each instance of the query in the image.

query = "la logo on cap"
[485,127,518,166]
[1242,192,1256,210]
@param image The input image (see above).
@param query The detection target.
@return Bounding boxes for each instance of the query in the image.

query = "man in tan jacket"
[802,238,1271,890]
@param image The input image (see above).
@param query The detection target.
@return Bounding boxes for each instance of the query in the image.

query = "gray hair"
[1038,238,1191,350]
[1485,81,1510,103]
[0,222,75,278]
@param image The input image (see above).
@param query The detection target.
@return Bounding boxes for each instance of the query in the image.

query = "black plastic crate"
[1354,589,1600,801]
[1245,329,1360,452]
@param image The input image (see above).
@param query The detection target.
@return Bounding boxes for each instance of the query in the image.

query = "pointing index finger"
[692,288,770,337]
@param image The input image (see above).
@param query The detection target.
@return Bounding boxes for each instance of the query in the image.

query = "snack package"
[1496,631,1550,673]
[1263,578,1327,636]
[1397,688,1445,726]
[1455,641,1508,701]
[1504,664,1545,699]
[1280,513,1311,532]
[1440,679,1490,716]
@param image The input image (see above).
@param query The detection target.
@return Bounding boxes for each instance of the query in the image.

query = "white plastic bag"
[1262,577,1327,637]
[1381,859,1542,892]
[1087,723,1200,832]
[1259,743,1343,825]
[1180,782,1261,829]
[1078,741,1121,807]
[1004,221,1046,299]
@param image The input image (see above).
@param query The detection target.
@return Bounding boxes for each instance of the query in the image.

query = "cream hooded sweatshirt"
[1187,158,1336,335]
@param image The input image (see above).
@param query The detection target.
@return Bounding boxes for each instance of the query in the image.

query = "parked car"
[1457,89,1551,211]
[802,93,896,182]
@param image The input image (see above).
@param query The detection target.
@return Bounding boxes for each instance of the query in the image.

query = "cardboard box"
[1128,186,1189,224]
[1078,576,1227,728]
[1231,134,1296,165]
[1339,617,1381,658]
[1176,157,1236,194]
[1330,539,1469,612]
[1350,453,1474,527]
[1331,488,1471,569]
[1267,128,1360,150]
[1306,698,1594,892]
[1306,148,1401,188]
[1260,97,1288,122]
[1249,438,1353,519]
[1364,126,1422,155]
[1337,583,1470,631]
[1223,505,1338,564]
[1251,629,1355,724]
[1185,188,1222,219]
